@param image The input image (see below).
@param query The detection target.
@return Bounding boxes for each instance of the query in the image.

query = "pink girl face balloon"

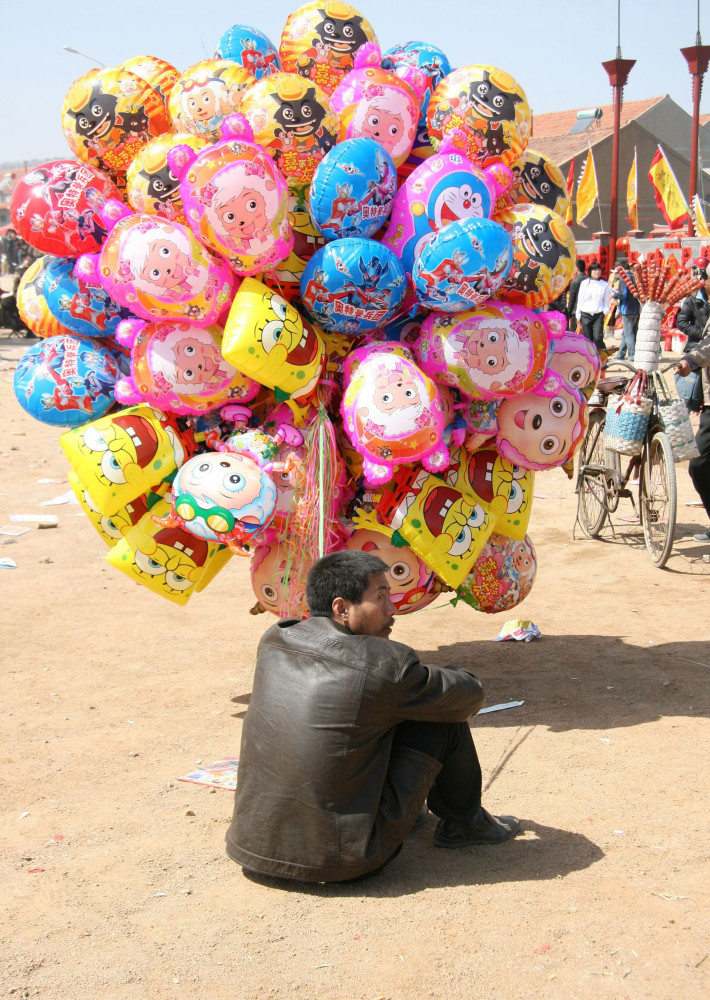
[250,536,308,617]
[346,527,443,614]
[75,200,236,326]
[414,301,551,401]
[331,65,421,167]
[170,117,294,277]
[114,318,260,415]
[496,372,587,470]
[341,342,448,486]
[547,332,601,394]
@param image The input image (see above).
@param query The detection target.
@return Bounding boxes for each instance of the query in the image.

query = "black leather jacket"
[676,292,710,351]
[226,616,484,882]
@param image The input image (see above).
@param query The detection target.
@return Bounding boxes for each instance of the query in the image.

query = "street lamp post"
[602,53,635,272]
[681,37,710,237]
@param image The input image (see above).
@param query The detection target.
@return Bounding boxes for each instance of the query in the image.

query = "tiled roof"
[701,113,710,127]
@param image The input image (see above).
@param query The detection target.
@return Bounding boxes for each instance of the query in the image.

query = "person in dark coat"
[611,257,640,360]
[676,264,710,353]
[226,551,519,884]
[565,258,587,331]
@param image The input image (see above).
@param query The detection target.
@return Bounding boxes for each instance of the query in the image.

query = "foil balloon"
[546,331,601,394]
[250,535,309,617]
[494,465,535,540]
[216,25,281,78]
[382,40,450,121]
[61,68,169,175]
[68,470,152,549]
[10,160,120,257]
[495,371,587,470]
[506,148,571,219]
[346,526,445,614]
[14,335,118,427]
[168,60,255,140]
[331,62,422,168]
[413,301,552,400]
[17,257,75,338]
[427,65,531,169]
[107,496,231,605]
[222,278,325,401]
[456,532,536,613]
[125,132,207,223]
[300,238,406,334]
[262,188,327,303]
[155,451,277,553]
[60,404,190,516]
[119,55,180,103]
[340,342,448,486]
[170,116,293,276]
[496,203,575,308]
[75,200,236,326]
[114,318,260,415]
[382,137,507,278]
[308,138,397,240]
[412,217,512,312]
[279,1,378,95]
[239,72,339,185]
[43,257,132,338]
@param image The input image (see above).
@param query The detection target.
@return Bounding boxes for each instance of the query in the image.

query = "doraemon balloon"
[309,138,397,240]
[43,257,132,338]
[14,335,118,427]
[216,25,281,78]
[114,318,260,416]
[412,217,512,312]
[169,116,293,277]
[125,132,207,223]
[74,200,236,326]
[301,238,406,334]
[496,203,575,308]
[168,60,255,140]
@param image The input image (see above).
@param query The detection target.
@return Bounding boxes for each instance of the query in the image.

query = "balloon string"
[318,405,325,557]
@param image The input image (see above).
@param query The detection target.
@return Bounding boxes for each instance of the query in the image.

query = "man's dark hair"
[576,258,586,273]
[306,551,390,618]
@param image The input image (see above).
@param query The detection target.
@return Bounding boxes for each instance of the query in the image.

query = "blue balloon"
[43,257,133,339]
[309,139,397,241]
[381,41,451,118]
[300,239,407,336]
[215,25,281,79]
[412,217,513,312]
[14,335,118,426]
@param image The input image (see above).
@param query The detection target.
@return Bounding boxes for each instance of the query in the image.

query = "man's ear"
[332,596,348,623]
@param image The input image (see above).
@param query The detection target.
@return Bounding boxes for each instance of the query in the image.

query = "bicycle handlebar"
[601,358,679,376]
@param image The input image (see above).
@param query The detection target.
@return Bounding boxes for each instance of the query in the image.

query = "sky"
[1,0,708,165]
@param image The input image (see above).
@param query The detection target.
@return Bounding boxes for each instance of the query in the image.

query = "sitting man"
[226,550,519,883]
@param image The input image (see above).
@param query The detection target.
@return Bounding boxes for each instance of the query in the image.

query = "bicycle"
[575,359,678,568]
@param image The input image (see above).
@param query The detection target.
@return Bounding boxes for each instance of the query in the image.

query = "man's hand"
[675,359,692,377]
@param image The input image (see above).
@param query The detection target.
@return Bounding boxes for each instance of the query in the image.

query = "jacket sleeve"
[686,324,710,369]
[388,650,485,723]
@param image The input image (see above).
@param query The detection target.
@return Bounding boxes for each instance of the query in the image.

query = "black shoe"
[433,807,520,848]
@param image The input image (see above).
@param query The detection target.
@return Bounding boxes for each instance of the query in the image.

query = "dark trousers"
[580,311,606,350]
[393,719,482,823]
[689,407,710,520]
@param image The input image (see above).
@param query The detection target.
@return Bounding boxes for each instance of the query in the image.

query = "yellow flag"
[693,194,710,238]
[626,148,638,229]
[648,146,689,229]
[576,150,598,227]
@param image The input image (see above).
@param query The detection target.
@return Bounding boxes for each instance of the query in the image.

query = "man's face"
[344,572,397,639]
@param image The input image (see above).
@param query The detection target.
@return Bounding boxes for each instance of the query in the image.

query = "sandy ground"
[1,332,709,1000]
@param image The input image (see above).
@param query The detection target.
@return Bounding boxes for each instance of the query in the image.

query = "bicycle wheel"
[639,430,677,567]
[576,410,608,536]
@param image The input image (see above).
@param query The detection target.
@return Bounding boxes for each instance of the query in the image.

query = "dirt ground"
[1,331,709,1000]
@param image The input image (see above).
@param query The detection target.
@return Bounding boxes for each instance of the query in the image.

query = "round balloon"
[239,72,340,185]
[382,40,451,120]
[262,188,327,302]
[250,535,309,617]
[496,203,575,308]
[506,148,570,219]
[43,257,133,338]
[10,160,121,256]
[216,25,281,78]
[279,1,378,95]
[331,64,421,168]
[412,217,512,312]
[14,335,118,426]
[309,138,397,240]
[495,372,587,470]
[125,132,207,223]
[75,200,237,326]
[346,527,445,614]
[170,116,293,276]
[413,301,552,400]
[301,238,407,334]
[119,55,179,103]
[456,532,536,613]
[114,318,259,415]
[17,257,75,338]
[62,68,169,175]
[168,60,255,140]
[427,65,531,169]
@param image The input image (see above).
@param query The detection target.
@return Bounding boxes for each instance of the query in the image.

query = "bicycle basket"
[604,369,652,456]
[653,372,700,463]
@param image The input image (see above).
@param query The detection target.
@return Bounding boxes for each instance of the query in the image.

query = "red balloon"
[10,160,121,257]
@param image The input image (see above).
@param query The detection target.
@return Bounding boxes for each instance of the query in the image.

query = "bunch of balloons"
[11,2,599,613]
